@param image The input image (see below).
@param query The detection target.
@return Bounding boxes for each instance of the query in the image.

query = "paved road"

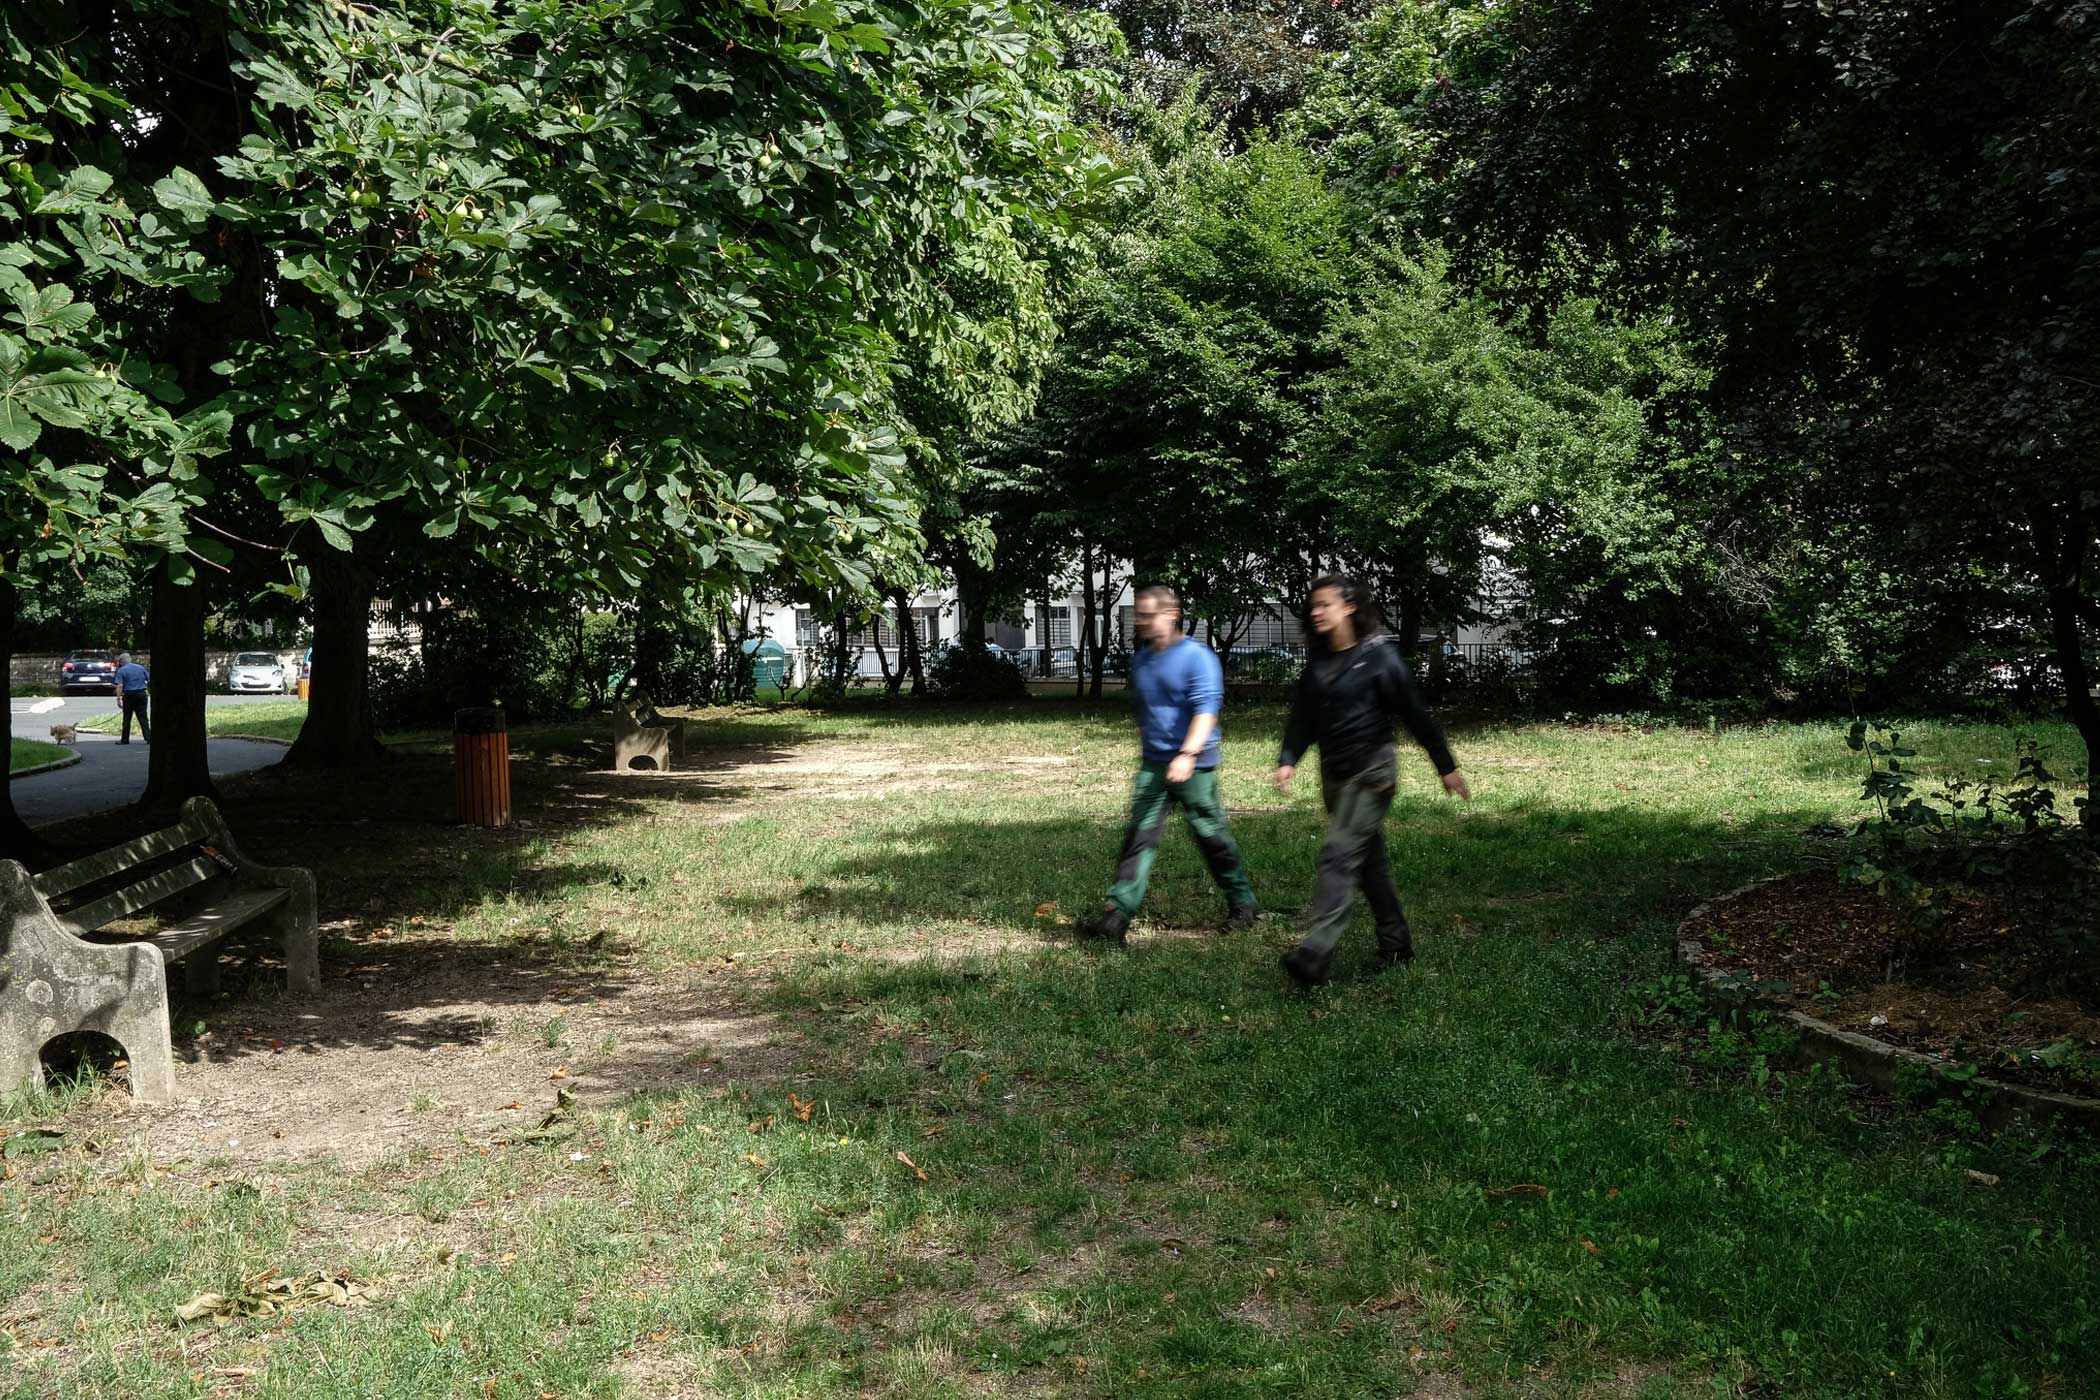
[8,693,293,828]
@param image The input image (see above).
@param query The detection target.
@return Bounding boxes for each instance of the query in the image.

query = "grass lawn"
[8,738,70,773]
[2,705,2094,1398]
[76,701,311,744]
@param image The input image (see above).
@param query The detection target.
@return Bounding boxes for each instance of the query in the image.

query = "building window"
[876,608,939,650]
[1036,605,1072,648]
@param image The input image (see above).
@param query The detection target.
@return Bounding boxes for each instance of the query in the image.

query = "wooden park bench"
[612,690,686,772]
[1,797,317,1104]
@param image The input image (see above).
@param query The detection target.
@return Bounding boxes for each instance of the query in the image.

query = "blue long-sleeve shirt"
[115,662,150,693]
[1131,637,1224,767]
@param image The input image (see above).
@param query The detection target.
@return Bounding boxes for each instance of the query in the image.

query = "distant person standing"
[1075,585,1260,944]
[113,651,151,745]
[1271,576,1470,988]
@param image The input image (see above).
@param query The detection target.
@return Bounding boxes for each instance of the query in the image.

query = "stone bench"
[1,797,317,1103]
[613,690,686,772]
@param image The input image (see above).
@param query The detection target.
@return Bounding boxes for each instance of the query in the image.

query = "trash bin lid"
[454,706,507,734]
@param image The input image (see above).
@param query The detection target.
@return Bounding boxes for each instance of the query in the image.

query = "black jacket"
[1277,635,1457,776]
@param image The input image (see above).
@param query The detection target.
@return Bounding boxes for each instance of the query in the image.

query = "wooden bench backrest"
[31,807,223,933]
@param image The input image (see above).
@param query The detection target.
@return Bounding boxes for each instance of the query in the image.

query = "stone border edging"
[1677,873,2100,1128]
[214,735,294,747]
[7,752,82,782]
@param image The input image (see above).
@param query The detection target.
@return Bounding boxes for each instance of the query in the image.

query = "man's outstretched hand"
[1442,770,1473,800]
[1270,764,1296,794]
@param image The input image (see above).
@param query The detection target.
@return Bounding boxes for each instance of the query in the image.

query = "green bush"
[928,644,1027,702]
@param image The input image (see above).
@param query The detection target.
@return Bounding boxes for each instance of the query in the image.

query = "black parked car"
[59,649,120,694]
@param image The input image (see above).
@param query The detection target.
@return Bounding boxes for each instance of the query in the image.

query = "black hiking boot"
[1222,903,1261,934]
[1075,905,1130,946]
[1374,930,1415,972]
[1279,945,1332,989]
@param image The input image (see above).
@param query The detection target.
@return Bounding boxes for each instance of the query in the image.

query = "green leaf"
[152,167,215,220]
[33,165,112,214]
[0,395,39,450]
[843,23,892,54]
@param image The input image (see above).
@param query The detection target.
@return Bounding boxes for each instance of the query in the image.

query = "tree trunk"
[1076,544,1094,701]
[626,610,674,704]
[1089,565,1119,702]
[872,610,897,696]
[894,589,926,698]
[830,607,853,688]
[285,546,385,767]
[139,557,216,815]
[2039,499,2099,844]
[0,577,47,862]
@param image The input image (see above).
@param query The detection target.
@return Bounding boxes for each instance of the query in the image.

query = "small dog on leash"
[48,723,77,745]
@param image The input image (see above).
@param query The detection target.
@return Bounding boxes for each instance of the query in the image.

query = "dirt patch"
[16,730,1098,1174]
[1684,870,2100,1095]
[57,940,799,1174]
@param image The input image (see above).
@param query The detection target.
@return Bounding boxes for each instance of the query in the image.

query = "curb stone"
[1677,873,2100,1129]
[7,752,83,782]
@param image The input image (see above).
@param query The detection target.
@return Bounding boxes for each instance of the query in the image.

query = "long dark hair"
[1303,573,1389,654]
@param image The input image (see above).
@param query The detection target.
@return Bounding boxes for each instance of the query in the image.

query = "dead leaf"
[896,1151,928,1182]
[1364,1289,1414,1314]
[1579,1237,1601,1255]
[790,1094,814,1123]
[173,1270,377,1327]
[1033,901,1058,918]
[1485,1183,1549,1200]
[1606,1186,1620,1199]
[1966,1169,2001,1187]
[1441,1318,1459,1334]
[748,1116,775,1134]
[744,1153,765,1167]
[547,1067,569,1081]
[426,1319,454,1344]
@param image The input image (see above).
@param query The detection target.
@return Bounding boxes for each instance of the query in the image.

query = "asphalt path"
[8,693,293,828]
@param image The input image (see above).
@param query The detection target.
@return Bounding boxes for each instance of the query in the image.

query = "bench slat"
[82,886,290,964]
[61,855,223,933]
[34,811,211,899]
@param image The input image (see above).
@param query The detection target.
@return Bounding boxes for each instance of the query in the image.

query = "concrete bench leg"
[0,1035,45,1099]
[114,996,177,1104]
[275,873,319,995]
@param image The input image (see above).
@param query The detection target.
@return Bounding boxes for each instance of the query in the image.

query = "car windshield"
[235,653,278,666]
[69,651,113,662]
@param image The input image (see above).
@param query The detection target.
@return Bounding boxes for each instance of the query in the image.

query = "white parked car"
[227,652,288,694]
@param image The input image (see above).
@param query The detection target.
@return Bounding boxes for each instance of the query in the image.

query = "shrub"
[928,644,1027,702]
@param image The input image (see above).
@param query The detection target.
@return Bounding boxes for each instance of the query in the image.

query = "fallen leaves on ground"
[174,1269,378,1326]
[896,1151,927,1181]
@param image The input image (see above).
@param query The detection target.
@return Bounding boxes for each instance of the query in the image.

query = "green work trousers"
[1103,761,1256,917]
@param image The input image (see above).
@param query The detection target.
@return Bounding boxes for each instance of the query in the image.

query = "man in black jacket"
[1271,576,1471,987]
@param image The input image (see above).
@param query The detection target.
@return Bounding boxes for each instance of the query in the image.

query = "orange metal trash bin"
[454,706,511,828]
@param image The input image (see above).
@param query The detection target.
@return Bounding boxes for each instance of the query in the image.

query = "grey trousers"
[1297,749,1412,958]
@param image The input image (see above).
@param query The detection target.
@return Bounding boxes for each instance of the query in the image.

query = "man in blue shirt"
[1076,585,1259,944]
[113,651,150,745]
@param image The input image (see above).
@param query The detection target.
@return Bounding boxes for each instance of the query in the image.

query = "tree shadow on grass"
[15,746,808,1084]
[730,799,1834,951]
